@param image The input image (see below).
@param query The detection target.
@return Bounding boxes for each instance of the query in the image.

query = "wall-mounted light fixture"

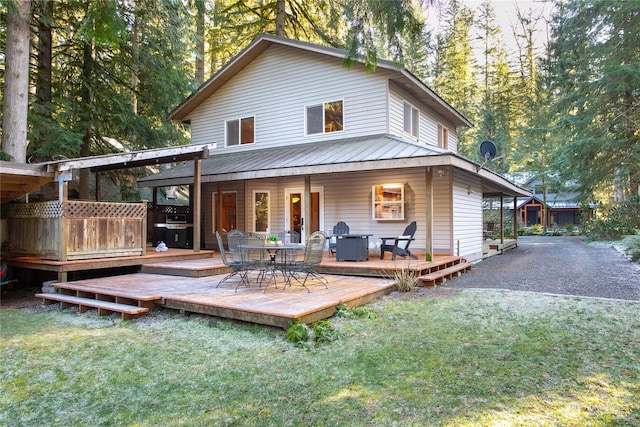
[437,168,448,177]
[467,186,473,195]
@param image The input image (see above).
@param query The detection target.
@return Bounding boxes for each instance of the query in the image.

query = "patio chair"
[379,221,418,260]
[328,221,350,256]
[286,231,328,292]
[215,231,249,290]
[278,230,301,244]
[243,232,275,288]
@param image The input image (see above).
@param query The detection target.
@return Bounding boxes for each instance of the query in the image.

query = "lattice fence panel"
[6,201,63,218]
[157,205,191,215]
[64,201,147,219]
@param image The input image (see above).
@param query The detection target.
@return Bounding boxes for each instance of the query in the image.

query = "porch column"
[513,196,518,245]
[499,192,504,245]
[95,172,102,201]
[57,173,69,280]
[424,168,433,261]
[193,157,201,252]
[304,175,311,239]
[217,182,223,235]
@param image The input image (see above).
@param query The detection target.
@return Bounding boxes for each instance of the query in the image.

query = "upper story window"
[438,123,449,150]
[403,102,419,137]
[306,100,343,135]
[226,116,254,146]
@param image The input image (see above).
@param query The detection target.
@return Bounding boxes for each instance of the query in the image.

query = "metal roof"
[137,134,530,198]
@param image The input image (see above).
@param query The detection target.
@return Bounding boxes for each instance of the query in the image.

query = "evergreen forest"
[1,0,638,209]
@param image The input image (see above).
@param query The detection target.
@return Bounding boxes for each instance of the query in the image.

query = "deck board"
[39,253,472,328]
[49,271,395,328]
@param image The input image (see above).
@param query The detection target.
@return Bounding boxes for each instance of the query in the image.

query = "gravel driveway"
[443,236,640,301]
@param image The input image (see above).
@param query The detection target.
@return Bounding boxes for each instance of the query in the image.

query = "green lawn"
[1,289,639,426]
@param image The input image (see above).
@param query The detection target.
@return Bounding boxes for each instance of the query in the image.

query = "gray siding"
[189,44,392,150]
[452,169,483,261]
[432,170,453,255]
[388,83,457,152]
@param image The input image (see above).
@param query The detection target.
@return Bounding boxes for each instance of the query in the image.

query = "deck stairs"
[36,284,161,320]
[417,257,472,286]
[140,258,230,277]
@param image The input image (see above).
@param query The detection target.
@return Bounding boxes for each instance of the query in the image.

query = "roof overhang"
[137,137,529,198]
[0,162,55,204]
[0,144,215,205]
[43,143,216,174]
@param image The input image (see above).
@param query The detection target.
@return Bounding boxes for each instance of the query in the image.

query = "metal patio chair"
[286,231,328,292]
[215,231,249,290]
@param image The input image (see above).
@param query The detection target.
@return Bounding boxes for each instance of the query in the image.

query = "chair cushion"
[397,235,411,250]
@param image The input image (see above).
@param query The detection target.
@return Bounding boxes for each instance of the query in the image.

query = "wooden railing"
[7,200,147,261]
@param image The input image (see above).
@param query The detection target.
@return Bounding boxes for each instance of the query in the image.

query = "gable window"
[306,100,343,135]
[438,123,449,149]
[403,102,419,137]
[226,116,254,146]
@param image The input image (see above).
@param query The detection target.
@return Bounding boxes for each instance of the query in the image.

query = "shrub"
[333,301,377,319]
[586,196,640,241]
[312,320,341,343]
[286,319,341,348]
[530,223,544,234]
[622,235,640,262]
[387,265,418,292]
[286,320,310,347]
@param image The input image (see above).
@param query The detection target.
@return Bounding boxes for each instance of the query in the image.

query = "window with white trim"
[403,102,419,137]
[306,100,343,135]
[226,116,254,146]
[372,184,405,220]
[253,191,270,233]
[438,123,449,149]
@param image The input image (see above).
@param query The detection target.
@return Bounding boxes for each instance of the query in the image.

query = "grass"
[1,289,639,426]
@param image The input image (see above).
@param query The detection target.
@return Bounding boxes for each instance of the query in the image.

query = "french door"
[284,187,324,242]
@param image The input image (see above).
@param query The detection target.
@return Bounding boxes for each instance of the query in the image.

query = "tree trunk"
[195,0,205,85]
[36,0,53,110]
[2,0,31,163]
[79,41,95,200]
[275,0,286,36]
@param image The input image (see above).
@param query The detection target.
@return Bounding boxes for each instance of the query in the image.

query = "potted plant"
[266,234,282,246]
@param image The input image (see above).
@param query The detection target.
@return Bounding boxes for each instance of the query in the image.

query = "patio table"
[239,243,305,289]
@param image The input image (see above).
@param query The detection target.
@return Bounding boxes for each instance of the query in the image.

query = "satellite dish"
[480,140,497,161]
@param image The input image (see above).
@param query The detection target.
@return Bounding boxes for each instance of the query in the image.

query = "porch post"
[499,192,504,245]
[95,172,102,201]
[304,175,311,239]
[217,182,223,234]
[513,196,518,244]
[58,173,68,281]
[193,157,201,252]
[424,167,433,261]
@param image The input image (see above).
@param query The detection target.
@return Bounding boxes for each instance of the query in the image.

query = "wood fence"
[7,200,147,261]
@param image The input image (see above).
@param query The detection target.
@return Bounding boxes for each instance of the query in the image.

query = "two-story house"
[138,34,529,262]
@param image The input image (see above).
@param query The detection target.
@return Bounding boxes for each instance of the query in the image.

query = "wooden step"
[417,262,472,286]
[35,293,149,320]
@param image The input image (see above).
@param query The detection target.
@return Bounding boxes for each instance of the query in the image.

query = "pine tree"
[549,0,640,200]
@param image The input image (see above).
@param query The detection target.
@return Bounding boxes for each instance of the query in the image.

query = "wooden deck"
[6,248,215,280]
[46,271,394,328]
[33,253,472,328]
